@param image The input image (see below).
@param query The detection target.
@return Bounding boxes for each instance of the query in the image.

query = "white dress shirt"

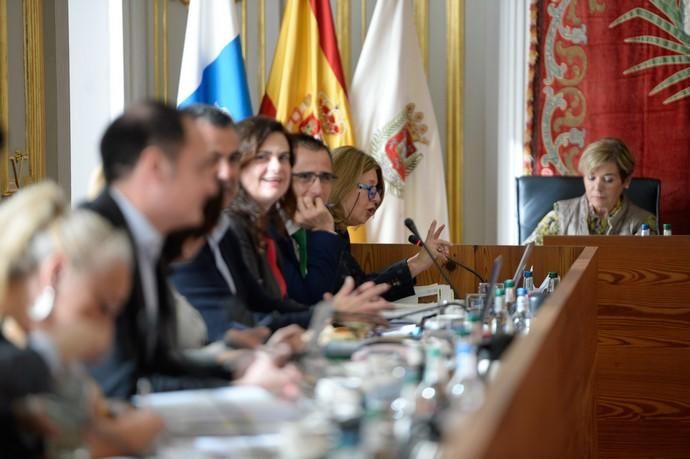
[111,189,163,355]
[208,213,237,294]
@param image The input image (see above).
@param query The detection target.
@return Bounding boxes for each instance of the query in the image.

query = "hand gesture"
[408,220,451,277]
[326,276,391,315]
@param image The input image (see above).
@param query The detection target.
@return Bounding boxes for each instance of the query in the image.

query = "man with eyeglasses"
[273,134,347,305]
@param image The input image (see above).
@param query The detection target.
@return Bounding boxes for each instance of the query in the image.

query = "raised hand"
[407,220,452,277]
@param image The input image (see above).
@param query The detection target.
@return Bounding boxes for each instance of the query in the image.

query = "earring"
[29,285,56,321]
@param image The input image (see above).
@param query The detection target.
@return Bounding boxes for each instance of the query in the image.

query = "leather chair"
[516,176,661,244]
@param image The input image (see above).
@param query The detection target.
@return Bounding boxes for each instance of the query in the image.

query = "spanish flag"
[259,0,355,149]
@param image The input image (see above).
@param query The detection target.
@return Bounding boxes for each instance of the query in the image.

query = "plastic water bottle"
[639,223,651,236]
[490,288,507,335]
[446,342,484,419]
[513,288,531,334]
[523,270,534,292]
[504,279,516,306]
[415,344,447,421]
[546,272,560,294]
[663,223,672,236]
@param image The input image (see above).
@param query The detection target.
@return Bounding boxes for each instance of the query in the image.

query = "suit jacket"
[81,190,232,399]
[336,230,416,301]
[0,331,52,458]
[170,222,312,341]
[273,226,345,306]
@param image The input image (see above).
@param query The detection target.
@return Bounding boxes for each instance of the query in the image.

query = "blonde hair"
[330,146,384,232]
[578,138,635,181]
[0,182,67,301]
[0,181,133,306]
[33,209,133,275]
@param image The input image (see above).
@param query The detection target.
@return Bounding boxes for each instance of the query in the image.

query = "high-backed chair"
[516,176,661,244]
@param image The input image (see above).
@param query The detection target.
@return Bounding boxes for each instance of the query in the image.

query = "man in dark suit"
[83,101,301,398]
[277,134,345,305]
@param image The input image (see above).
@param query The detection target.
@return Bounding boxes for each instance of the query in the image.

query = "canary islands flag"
[177,0,252,121]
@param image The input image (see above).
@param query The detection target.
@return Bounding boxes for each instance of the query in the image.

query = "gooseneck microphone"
[407,234,485,283]
[404,218,461,301]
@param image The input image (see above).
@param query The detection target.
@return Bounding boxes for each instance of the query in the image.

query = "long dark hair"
[230,116,296,251]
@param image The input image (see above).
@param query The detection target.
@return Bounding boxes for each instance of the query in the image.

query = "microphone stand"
[404,218,462,302]
[408,234,485,283]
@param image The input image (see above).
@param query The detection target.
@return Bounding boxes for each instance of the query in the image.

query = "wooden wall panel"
[545,236,690,459]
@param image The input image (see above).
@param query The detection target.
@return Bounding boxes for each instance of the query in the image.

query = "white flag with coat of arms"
[350,0,449,243]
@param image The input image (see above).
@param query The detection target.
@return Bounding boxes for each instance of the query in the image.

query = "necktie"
[291,228,308,277]
[264,237,288,299]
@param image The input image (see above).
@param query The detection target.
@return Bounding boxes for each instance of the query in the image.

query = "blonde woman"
[0,181,163,457]
[526,138,657,244]
[329,146,450,301]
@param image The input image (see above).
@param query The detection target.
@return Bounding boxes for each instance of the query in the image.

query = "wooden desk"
[351,243,598,457]
[545,236,690,458]
[350,244,583,298]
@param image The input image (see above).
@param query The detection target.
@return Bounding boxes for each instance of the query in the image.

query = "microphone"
[404,218,461,301]
[407,234,486,283]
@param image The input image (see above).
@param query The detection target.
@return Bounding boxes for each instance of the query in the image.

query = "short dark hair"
[290,133,332,162]
[100,100,187,184]
[182,104,235,128]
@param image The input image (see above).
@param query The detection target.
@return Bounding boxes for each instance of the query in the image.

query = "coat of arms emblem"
[286,93,347,139]
[369,103,428,197]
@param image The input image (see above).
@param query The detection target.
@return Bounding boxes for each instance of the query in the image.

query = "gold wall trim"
[241,0,247,59]
[23,0,45,182]
[336,1,351,83]
[360,0,367,44]
[258,0,265,94]
[0,0,8,193]
[162,0,169,101]
[153,0,160,98]
[152,0,169,101]
[446,0,464,242]
[413,0,428,72]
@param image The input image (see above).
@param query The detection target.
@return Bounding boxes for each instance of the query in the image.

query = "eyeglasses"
[291,171,338,184]
[357,183,381,201]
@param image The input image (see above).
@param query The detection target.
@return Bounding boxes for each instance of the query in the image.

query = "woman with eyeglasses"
[329,146,450,301]
[525,138,657,244]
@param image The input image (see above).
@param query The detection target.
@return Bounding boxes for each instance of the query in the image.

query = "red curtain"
[527,0,690,234]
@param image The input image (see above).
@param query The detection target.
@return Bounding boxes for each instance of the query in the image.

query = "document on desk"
[133,386,301,437]
[381,284,455,321]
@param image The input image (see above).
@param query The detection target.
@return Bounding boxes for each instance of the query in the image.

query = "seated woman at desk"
[526,137,657,245]
[329,146,450,301]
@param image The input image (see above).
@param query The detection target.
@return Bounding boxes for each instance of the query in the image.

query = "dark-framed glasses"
[291,171,338,184]
[357,183,381,201]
